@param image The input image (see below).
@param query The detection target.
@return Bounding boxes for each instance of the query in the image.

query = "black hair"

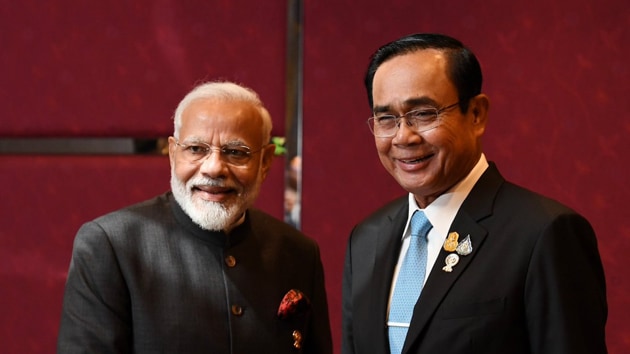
[364,33,483,113]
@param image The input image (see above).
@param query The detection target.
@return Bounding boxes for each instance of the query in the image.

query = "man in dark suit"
[57,81,333,354]
[342,33,607,354]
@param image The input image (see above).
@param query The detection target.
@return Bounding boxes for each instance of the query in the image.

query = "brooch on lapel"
[442,232,473,272]
[277,289,311,349]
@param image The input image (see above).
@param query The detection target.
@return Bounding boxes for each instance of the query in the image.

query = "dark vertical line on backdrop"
[285,0,303,229]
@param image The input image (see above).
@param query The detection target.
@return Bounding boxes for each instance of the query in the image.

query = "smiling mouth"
[192,185,237,203]
[194,186,234,194]
[399,154,434,164]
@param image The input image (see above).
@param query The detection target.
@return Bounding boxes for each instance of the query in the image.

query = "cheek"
[429,126,463,152]
[231,166,261,187]
[374,140,393,167]
[433,131,477,173]
[374,139,391,155]
[173,160,198,183]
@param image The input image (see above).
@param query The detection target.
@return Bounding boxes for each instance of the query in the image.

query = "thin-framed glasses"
[175,141,266,166]
[367,101,460,138]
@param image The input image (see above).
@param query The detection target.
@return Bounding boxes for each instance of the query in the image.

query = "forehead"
[372,49,456,110]
[179,98,264,145]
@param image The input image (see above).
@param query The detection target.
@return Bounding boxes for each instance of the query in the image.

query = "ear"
[469,94,489,137]
[259,144,276,180]
[167,136,178,169]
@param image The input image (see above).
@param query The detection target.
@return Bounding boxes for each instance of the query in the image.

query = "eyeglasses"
[367,101,460,138]
[175,141,266,166]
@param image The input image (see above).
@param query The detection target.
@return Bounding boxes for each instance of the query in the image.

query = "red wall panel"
[0,156,170,353]
[0,1,287,137]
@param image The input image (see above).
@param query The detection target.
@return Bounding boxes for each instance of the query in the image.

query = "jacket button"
[231,305,243,316]
[225,255,236,267]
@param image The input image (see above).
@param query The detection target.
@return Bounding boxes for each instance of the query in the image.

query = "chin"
[170,173,233,231]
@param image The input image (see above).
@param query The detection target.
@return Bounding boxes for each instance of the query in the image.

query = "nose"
[198,149,228,177]
[391,118,422,144]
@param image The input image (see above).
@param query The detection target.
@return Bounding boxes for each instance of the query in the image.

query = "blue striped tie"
[388,210,432,354]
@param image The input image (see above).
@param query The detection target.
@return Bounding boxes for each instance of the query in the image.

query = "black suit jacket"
[342,163,607,354]
[58,193,332,354]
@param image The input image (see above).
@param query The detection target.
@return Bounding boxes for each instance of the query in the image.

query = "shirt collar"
[404,154,489,238]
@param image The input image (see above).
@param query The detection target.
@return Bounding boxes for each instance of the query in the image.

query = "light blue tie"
[388,210,432,354]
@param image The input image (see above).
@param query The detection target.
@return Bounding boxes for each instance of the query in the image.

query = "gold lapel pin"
[443,232,459,252]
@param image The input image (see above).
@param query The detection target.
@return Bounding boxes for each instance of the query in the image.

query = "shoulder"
[479,163,580,221]
[247,208,319,247]
[355,196,407,231]
[498,180,578,219]
[245,209,325,267]
[93,193,171,224]
[76,193,173,243]
[480,172,595,246]
[345,195,407,249]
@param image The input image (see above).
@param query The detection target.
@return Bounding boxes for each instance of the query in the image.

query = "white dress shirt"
[387,154,489,322]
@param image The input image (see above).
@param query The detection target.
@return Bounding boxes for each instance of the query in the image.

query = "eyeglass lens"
[178,142,252,166]
[369,108,440,137]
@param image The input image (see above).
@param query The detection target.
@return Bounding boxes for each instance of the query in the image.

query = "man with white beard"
[57,81,333,354]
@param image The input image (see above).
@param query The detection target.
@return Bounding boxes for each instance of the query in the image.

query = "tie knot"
[410,210,432,238]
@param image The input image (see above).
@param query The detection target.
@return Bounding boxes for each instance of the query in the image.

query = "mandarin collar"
[169,193,249,248]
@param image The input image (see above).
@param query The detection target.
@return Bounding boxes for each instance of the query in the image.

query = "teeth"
[401,155,429,163]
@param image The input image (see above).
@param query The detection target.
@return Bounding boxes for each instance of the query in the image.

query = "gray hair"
[173,81,273,142]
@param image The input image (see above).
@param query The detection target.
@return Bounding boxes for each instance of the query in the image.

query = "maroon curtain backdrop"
[1,0,629,353]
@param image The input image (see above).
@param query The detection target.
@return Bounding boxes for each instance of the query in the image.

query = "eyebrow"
[180,138,249,147]
[223,140,250,147]
[373,97,440,114]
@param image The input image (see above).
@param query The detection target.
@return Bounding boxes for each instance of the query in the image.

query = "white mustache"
[187,177,241,194]
[188,178,228,188]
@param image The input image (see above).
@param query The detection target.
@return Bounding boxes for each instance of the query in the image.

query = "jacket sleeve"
[304,242,333,354]
[524,212,607,354]
[57,221,133,354]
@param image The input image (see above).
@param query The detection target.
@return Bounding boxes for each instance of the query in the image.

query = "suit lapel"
[402,164,505,353]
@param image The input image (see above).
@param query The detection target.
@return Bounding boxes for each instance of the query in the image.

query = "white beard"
[171,169,262,231]
[170,173,243,231]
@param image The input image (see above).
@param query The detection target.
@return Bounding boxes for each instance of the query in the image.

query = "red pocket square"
[277,289,310,319]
